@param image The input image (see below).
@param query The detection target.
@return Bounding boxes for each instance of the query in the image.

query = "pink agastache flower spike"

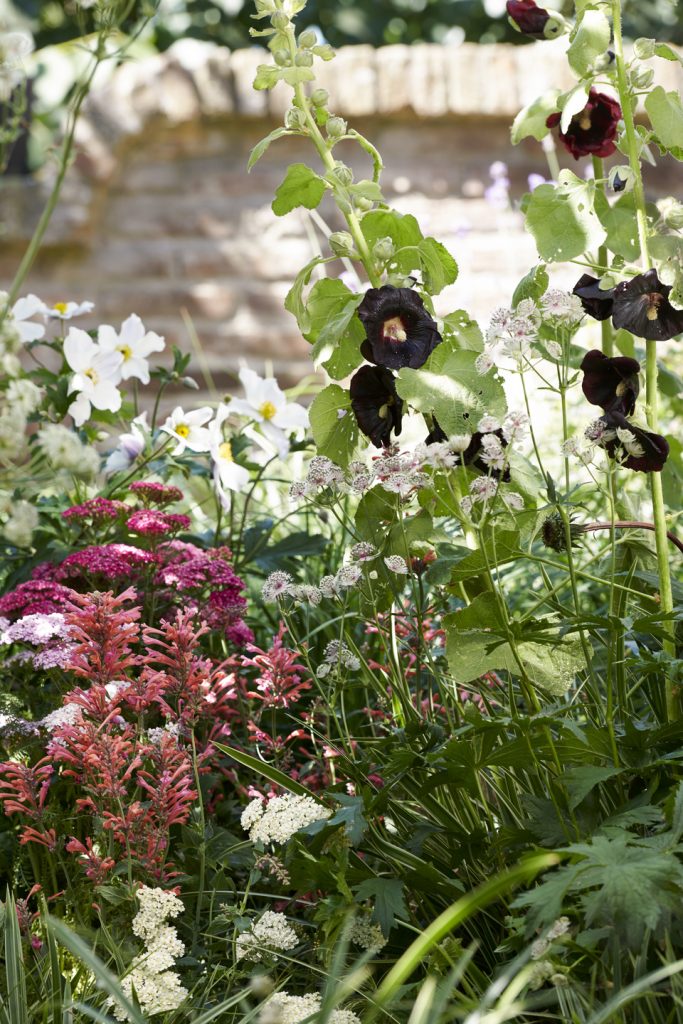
[241,623,311,709]
[64,589,141,688]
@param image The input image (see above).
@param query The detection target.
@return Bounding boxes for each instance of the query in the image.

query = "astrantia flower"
[44,300,94,321]
[357,285,442,370]
[384,555,409,574]
[588,411,669,472]
[224,367,308,459]
[611,269,683,341]
[547,90,622,159]
[463,431,511,482]
[98,314,165,384]
[506,0,563,39]
[349,365,403,448]
[64,327,123,426]
[572,274,614,321]
[160,406,213,455]
[580,349,640,416]
[262,571,294,602]
[540,290,583,325]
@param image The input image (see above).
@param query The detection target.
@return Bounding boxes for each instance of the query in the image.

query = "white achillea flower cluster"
[241,793,331,845]
[236,910,298,961]
[112,887,187,1021]
[261,992,361,1024]
[349,915,387,954]
[318,639,361,678]
[2,500,38,548]
[540,289,584,324]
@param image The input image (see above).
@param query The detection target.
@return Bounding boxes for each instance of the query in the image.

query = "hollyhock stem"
[612,0,677,718]
[591,156,613,357]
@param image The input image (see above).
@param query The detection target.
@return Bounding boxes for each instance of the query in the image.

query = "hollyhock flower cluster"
[235,910,298,961]
[242,624,311,708]
[575,269,683,341]
[547,90,622,160]
[240,792,331,845]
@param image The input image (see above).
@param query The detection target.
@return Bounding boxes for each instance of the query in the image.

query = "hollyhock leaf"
[446,625,584,694]
[523,171,606,263]
[272,162,326,217]
[284,256,327,332]
[349,179,385,204]
[652,42,683,66]
[281,66,315,86]
[441,310,484,352]
[305,279,362,348]
[361,210,425,276]
[248,127,293,171]
[253,64,282,90]
[567,9,611,78]
[512,264,549,308]
[511,89,561,144]
[387,509,433,560]
[599,193,646,261]
[645,87,683,158]
[309,384,358,468]
[323,318,366,379]
[396,350,506,437]
[417,238,458,294]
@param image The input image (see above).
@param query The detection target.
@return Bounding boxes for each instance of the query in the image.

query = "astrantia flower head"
[464,431,511,482]
[262,571,294,602]
[547,90,622,160]
[506,0,564,39]
[384,554,409,574]
[357,285,442,370]
[580,349,640,416]
[573,274,615,321]
[588,411,669,473]
[350,365,403,448]
[540,290,584,325]
[611,269,683,341]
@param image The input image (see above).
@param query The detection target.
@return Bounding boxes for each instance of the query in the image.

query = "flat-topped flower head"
[611,270,683,341]
[547,90,622,159]
[357,285,442,370]
[506,0,564,39]
[224,367,308,459]
[160,406,213,455]
[98,314,165,385]
[350,365,403,448]
[587,411,669,473]
[573,274,615,321]
[64,327,123,426]
[580,350,641,416]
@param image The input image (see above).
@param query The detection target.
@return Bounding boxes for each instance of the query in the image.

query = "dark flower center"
[382,316,408,343]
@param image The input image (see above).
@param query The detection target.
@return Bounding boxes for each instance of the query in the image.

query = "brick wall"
[1,39,681,392]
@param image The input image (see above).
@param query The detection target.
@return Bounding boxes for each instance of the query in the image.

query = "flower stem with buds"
[612,0,677,718]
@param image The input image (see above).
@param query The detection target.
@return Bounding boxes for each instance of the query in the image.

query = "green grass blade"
[213,743,322,800]
[4,892,28,1024]
[586,958,683,1024]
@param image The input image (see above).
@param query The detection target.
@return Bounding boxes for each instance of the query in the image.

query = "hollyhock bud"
[506,0,565,39]
[298,29,317,48]
[311,88,328,107]
[295,51,314,67]
[329,231,356,258]
[372,237,395,263]
[327,117,347,140]
[285,107,307,130]
[546,89,622,159]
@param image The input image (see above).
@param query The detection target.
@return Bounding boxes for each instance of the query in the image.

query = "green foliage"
[272,162,326,216]
[645,86,683,159]
[522,170,606,263]
[309,384,358,468]
[567,8,611,77]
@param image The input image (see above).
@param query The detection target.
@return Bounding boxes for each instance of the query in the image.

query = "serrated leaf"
[512,264,549,307]
[396,349,506,437]
[523,170,606,263]
[441,310,484,352]
[248,127,292,171]
[253,64,282,90]
[511,90,561,145]
[417,237,458,294]
[564,765,621,810]
[645,86,683,158]
[567,9,611,77]
[309,384,358,469]
[354,878,408,936]
[272,162,326,217]
[284,256,325,333]
[281,66,315,86]
[304,279,362,353]
[598,192,643,261]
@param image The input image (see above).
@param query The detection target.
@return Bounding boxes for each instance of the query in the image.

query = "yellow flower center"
[382,316,407,343]
[578,113,592,131]
[218,440,233,462]
[175,423,190,438]
[645,293,662,321]
[259,401,277,421]
[53,302,69,314]
[85,368,98,384]
[118,344,133,361]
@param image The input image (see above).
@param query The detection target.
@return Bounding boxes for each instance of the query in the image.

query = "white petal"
[225,397,260,420]
[137,331,165,357]
[16,321,45,343]
[273,402,309,431]
[97,324,119,352]
[186,407,214,427]
[118,314,145,346]
[261,421,290,459]
[64,328,97,371]
[13,294,46,321]
[91,380,122,413]
[120,357,150,384]
[69,392,91,427]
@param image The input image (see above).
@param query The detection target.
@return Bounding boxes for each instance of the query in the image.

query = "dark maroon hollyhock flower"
[357,286,442,371]
[580,349,641,416]
[506,0,556,38]
[426,420,511,482]
[547,90,622,159]
[611,269,683,341]
[573,274,615,321]
[350,365,403,448]
[587,411,669,473]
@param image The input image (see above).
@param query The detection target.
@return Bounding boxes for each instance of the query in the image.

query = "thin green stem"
[591,156,613,357]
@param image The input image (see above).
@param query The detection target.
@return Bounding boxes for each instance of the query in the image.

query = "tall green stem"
[591,156,613,357]
[612,0,677,719]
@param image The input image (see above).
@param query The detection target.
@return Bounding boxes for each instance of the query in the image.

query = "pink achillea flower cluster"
[242,623,311,709]
[127,510,191,536]
[129,481,184,506]
[0,612,75,670]
[62,498,128,524]
[0,579,74,620]
[55,544,158,582]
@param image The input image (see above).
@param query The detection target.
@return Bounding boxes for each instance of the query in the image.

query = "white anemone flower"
[160,406,213,455]
[209,405,250,505]
[225,367,308,459]
[5,294,46,343]
[105,413,149,473]
[98,314,165,385]
[44,300,95,321]
[64,328,123,427]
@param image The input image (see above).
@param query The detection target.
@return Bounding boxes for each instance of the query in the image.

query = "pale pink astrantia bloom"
[208,405,250,504]
[225,367,308,459]
[160,406,213,455]
[64,327,123,427]
[98,314,165,385]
